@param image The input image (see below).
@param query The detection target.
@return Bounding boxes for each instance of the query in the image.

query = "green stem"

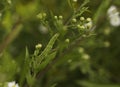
[0,19,22,54]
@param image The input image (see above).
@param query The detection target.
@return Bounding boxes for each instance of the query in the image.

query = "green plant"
[0,0,120,87]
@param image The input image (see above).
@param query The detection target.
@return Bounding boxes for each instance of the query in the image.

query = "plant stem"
[0,18,22,54]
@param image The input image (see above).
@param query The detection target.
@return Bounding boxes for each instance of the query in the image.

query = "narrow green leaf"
[67,0,72,8]
[20,47,30,85]
[25,47,36,86]
[25,47,30,64]
[37,33,59,64]
[38,51,57,71]
[26,71,35,86]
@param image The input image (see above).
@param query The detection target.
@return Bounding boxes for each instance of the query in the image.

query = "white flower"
[109,16,120,27]
[84,21,93,29]
[7,81,19,87]
[109,12,119,18]
[107,5,118,16]
[107,5,120,27]
[38,25,48,34]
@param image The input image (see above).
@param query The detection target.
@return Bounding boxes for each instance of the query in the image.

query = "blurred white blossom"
[107,5,120,27]
[85,21,93,29]
[109,16,120,27]
[38,25,48,34]
[84,18,93,29]
[107,5,118,16]
[7,81,19,87]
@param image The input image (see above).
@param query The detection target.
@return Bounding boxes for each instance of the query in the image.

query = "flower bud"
[80,17,85,21]
[59,15,63,19]
[65,38,70,43]
[35,44,42,49]
[86,18,92,22]
[37,13,43,19]
[72,18,77,23]
[54,16,58,20]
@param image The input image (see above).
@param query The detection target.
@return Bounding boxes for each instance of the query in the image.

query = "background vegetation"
[0,0,120,87]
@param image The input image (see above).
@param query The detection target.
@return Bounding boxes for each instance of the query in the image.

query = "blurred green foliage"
[0,0,120,87]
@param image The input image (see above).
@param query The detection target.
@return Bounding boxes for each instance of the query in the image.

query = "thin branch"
[36,34,87,79]
[0,18,22,54]
[36,24,95,79]
[36,0,91,81]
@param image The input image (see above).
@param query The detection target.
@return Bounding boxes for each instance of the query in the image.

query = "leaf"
[20,47,30,85]
[21,34,59,86]
[38,51,57,71]
[25,47,36,86]
[67,0,72,8]
[26,71,35,86]
[37,33,59,64]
